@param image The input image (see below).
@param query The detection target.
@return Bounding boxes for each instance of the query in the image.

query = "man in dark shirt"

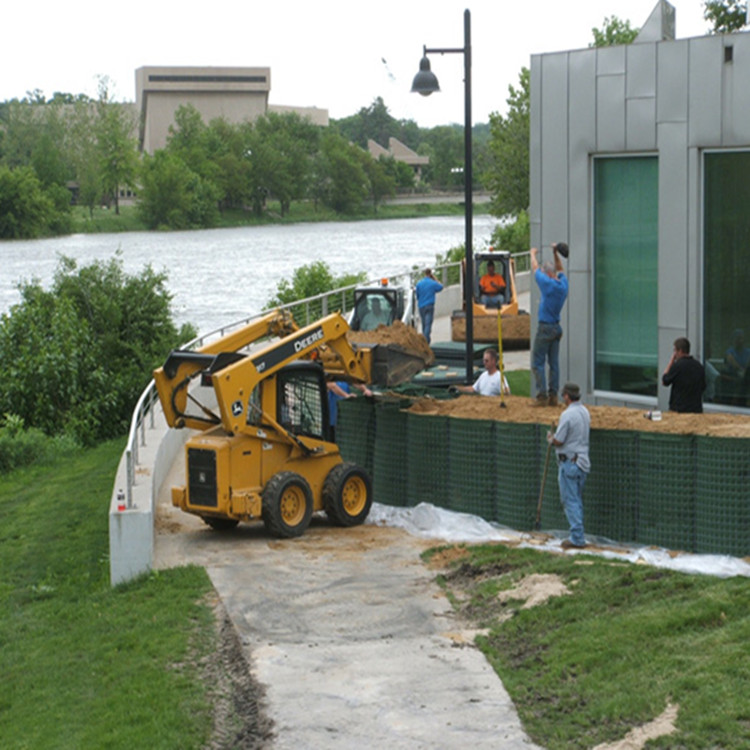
[661,337,706,413]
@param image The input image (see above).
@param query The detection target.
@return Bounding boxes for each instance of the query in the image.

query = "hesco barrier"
[337,398,750,557]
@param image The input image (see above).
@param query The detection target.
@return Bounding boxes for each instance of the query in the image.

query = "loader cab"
[276,362,331,442]
[474,252,512,308]
[245,361,332,442]
[350,285,404,331]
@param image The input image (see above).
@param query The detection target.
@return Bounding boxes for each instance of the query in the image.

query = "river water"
[1,215,497,334]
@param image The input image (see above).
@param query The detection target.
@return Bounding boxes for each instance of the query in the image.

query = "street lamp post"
[411,8,473,385]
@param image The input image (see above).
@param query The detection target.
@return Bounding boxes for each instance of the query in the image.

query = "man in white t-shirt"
[455,349,510,396]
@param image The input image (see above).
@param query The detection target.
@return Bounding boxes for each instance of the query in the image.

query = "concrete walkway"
[155,513,542,749]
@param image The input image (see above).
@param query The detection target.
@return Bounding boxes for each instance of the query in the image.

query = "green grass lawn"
[8,425,746,748]
[430,543,750,749]
[0,441,221,749]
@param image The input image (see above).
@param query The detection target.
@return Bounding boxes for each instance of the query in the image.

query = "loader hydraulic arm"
[154,311,374,434]
[211,313,373,436]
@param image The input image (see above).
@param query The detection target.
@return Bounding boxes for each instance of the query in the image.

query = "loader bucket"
[370,344,432,387]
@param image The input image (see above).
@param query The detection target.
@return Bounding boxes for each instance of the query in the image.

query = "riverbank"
[69,197,493,235]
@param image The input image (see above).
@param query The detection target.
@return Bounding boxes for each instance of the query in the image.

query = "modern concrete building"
[530,0,750,412]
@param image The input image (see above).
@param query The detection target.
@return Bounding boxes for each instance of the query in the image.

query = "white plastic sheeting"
[367,502,750,579]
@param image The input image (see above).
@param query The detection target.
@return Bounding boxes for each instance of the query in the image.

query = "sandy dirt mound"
[407,394,750,437]
[347,320,435,365]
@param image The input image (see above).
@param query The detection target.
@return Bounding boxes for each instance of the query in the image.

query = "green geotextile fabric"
[339,398,750,556]
[406,413,450,508]
[695,436,750,557]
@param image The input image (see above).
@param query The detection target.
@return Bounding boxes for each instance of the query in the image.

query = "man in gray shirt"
[547,382,590,549]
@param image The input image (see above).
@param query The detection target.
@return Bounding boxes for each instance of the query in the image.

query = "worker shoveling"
[153,310,432,539]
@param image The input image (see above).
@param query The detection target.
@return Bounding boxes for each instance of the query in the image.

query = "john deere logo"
[232,400,243,416]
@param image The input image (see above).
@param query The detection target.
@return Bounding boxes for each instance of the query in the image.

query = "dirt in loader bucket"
[347,321,435,387]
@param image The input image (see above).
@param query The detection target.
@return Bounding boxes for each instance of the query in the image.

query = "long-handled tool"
[536,422,556,530]
[497,307,507,408]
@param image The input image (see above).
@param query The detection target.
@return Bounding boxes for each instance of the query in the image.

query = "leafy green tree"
[265,260,365,309]
[358,153,397,212]
[491,209,530,255]
[379,155,415,190]
[95,78,139,214]
[0,256,195,445]
[485,68,530,217]
[67,99,102,216]
[207,118,254,211]
[590,16,639,47]
[251,112,320,216]
[333,97,421,151]
[0,166,60,238]
[703,0,747,32]
[166,104,220,186]
[138,150,220,229]
[316,132,369,213]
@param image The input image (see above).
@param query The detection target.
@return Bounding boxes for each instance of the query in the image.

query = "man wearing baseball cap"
[547,382,590,549]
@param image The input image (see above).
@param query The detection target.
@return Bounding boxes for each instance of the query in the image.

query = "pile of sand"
[407,394,750,438]
[348,320,435,366]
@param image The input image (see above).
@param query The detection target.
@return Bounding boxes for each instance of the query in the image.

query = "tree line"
[0,82,493,238]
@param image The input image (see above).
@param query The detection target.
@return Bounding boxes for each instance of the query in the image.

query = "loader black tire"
[202,516,240,531]
[323,463,372,527]
[262,472,313,538]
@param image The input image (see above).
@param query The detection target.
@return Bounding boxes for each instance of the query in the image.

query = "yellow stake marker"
[497,311,507,408]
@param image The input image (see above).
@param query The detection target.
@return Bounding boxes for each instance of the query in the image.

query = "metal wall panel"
[569,50,597,159]
[626,43,656,98]
[657,122,689,333]
[596,75,626,151]
[724,34,750,143]
[540,53,570,241]
[529,55,543,246]
[596,45,626,76]
[567,48,595,276]
[626,98,657,150]
[688,36,723,146]
[656,40,688,123]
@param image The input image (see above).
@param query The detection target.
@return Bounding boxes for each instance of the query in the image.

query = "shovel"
[536,423,556,531]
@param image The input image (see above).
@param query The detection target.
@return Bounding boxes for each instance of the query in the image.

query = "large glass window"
[703,151,750,407]
[594,157,658,396]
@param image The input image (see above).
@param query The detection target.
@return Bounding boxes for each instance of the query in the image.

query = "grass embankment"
[430,543,750,749]
[0,441,222,749]
[70,200,476,234]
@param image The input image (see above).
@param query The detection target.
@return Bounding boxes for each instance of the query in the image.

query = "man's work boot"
[548,392,558,407]
[533,394,548,407]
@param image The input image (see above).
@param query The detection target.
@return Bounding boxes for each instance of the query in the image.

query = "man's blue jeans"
[532,322,562,396]
[420,304,435,343]
[558,460,587,546]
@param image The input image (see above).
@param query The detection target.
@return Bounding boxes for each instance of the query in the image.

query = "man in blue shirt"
[415,268,443,344]
[530,243,569,406]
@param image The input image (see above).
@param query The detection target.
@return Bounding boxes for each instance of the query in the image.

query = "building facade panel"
[539,53,570,242]
[724,34,750,143]
[626,42,657,98]
[626,97,657,151]
[596,74,626,151]
[531,1,750,412]
[656,40,688,123]
[687,36,724,146]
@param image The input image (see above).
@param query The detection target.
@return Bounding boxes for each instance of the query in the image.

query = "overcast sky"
[3,1,715,127]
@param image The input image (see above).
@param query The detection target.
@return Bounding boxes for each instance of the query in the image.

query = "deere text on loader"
[153,310,430,538]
